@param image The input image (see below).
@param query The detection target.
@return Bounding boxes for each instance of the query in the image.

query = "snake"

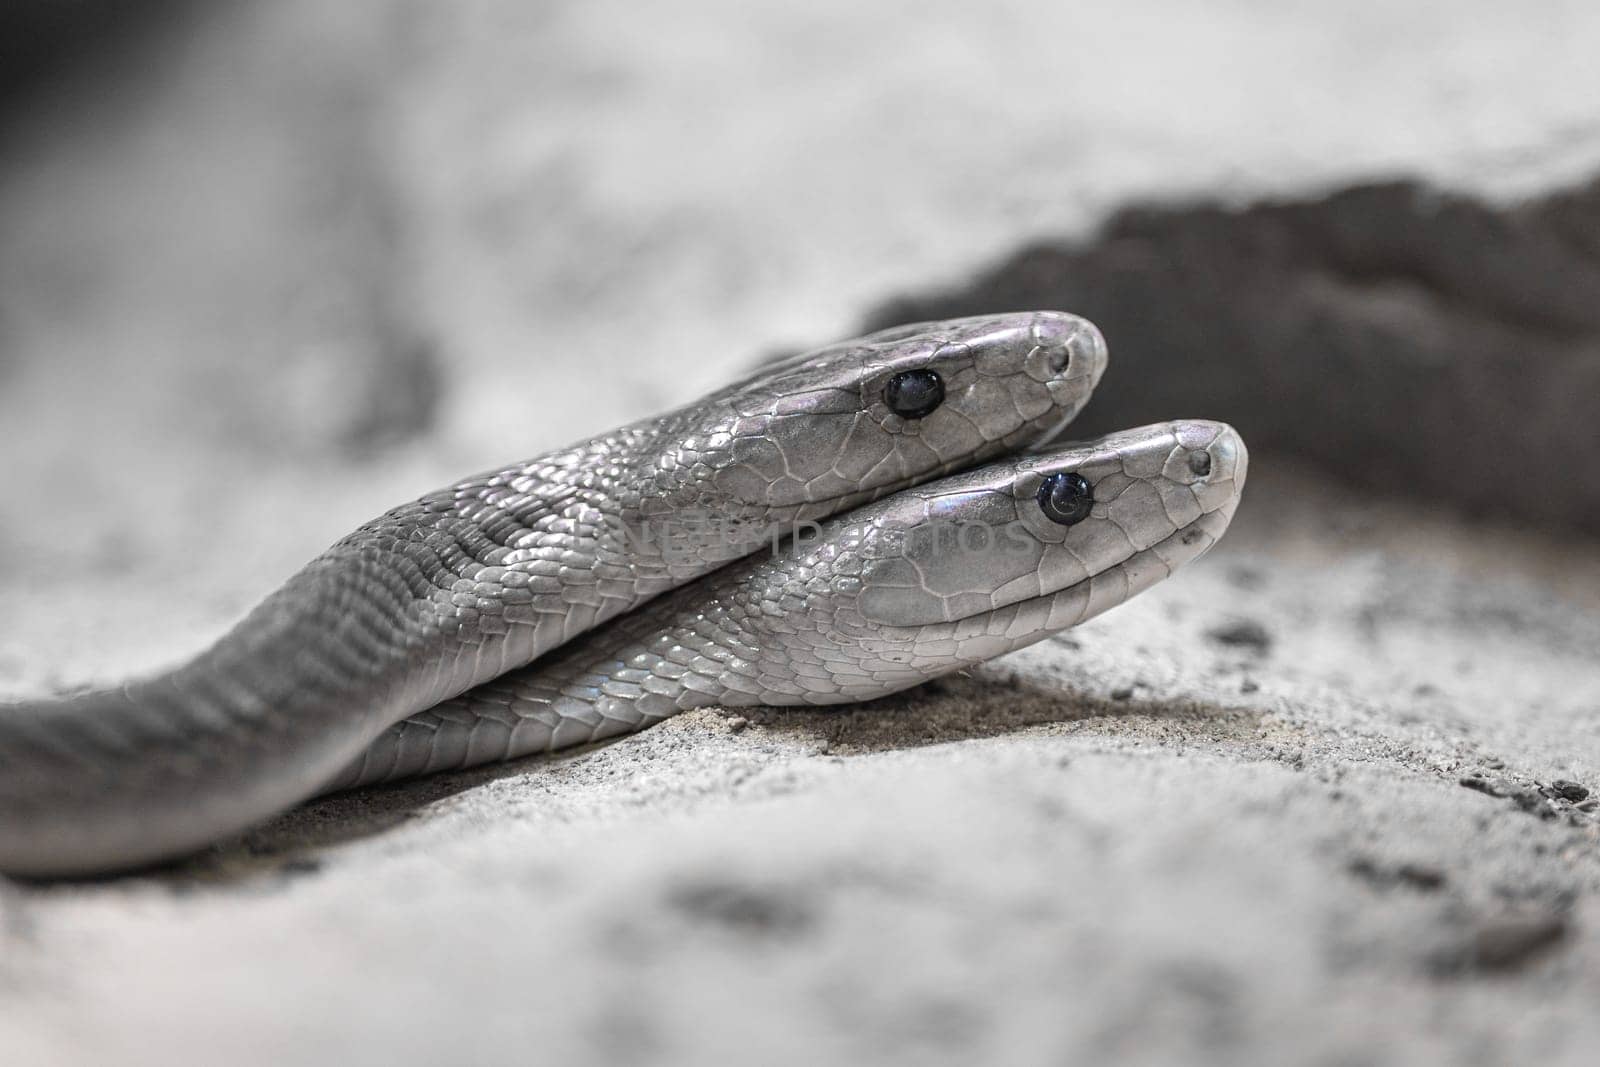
[0,312,1108,877]
[329,420,1246,791]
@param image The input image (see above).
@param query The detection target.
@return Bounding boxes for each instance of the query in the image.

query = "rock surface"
[2,2,1599,1065]
[872,179,1600,534]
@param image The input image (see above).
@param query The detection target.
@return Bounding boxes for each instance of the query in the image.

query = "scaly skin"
[0,312,1107,877]
[332,421,1246,790]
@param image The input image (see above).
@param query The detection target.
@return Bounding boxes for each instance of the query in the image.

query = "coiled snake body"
[0,313,1110,876]
[333,420,1246,790]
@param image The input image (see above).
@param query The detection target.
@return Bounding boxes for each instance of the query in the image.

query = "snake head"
[656,312,1107,517]
[852,420,1248,629]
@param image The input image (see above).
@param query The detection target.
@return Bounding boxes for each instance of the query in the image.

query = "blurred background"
[3,3,1599,1065]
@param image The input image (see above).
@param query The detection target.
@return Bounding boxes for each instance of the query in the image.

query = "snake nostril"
[1030,316,1078,375]
[1188,450,1212,478]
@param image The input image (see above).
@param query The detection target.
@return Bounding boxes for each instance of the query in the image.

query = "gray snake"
[331,420,1245,791]
[0,312,1111,876]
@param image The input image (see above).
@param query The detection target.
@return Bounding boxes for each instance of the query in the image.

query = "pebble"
[1205,619,1273,654]
[1548,780,1590,802]
[1467,913,1570,972]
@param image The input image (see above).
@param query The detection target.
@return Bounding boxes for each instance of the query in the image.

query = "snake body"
[0,313,1107,876]
[331,421,1246,791]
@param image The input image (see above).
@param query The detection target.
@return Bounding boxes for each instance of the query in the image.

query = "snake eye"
[883,370,944,419]
[1037,472,1093,525]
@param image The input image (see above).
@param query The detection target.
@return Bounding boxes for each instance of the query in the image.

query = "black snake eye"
[1036,472,1093,526]
[883,370,944,419]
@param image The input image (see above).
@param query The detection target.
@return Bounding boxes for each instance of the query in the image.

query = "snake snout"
[1167,420,1248,516]
[1025,312,1107,450]
[1031,311,1107,379]
[1019,311,1106,383]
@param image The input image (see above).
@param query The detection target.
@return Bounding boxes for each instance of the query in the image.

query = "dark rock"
[276,857,323,878]
[0,0,201,108]
[1548,780,1590,802]
[1205,620,1273,654]
[1462,776,1562,820]
[868,178,1600,534]
[1439,912,1571,974]
[1395,863,1448,892]
[1510,789,1558,819]
[666,882,815,938]
[1348,857,1447,892]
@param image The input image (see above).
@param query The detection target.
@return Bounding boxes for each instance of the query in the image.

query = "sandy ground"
[2,2,1598,1064]
[3,468,1597,1066]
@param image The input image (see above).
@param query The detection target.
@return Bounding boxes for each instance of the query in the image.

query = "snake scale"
[0,312,1246,878]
